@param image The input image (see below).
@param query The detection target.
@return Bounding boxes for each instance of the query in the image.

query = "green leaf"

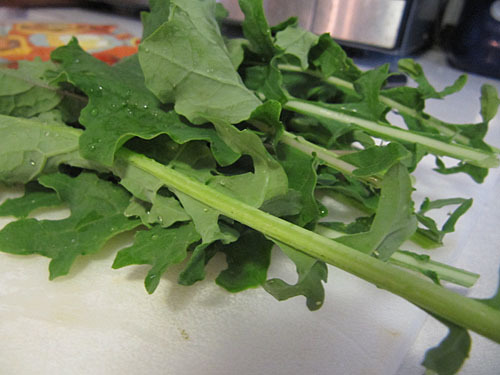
[124,194,191,228]
[275,26,318,69]
[270,16,298,33]
[309,33,361,81]
[52,41,239,167]
[141,0,171,39]
[422,319,471,375]
[276,142,320,226]
[216,229,272,292]
[0,181,62,218]
[317,169,379,212]
[264,240,328,311]
[434,158,488,184]
[112,223,200,293]
[226,38,249,69]
[178,242,218,285]
[340,143,412,177]
[211,121,289,206]
[259,190,303,218]
[352,64,391,120]
[337,163,417,259]
[238,0,275,59]
[0,172,141,279]
[480,84,500,124]
[398,59,467,100]
[215,2,229,24]
[382,86,424,112]
[0,114,83,184]
[244,59,288,103]
[139,0,261,124]
[0,59,62,118]
[175,191,239,244]
[247,100,284,143]
[320,217,373,235]
[416,197,473,244]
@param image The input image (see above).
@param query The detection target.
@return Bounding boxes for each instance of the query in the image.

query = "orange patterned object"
[0,22,140,67]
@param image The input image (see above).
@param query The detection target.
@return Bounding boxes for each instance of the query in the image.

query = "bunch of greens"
[1,0,499,373]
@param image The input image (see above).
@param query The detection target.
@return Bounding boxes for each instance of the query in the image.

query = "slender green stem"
[388,250,479,288]
[280,130,382,187]
[315,224,479,287]
[249,119,381,186]
[117,148,500,343]
[278,63,499,151]
[284,99,499,168]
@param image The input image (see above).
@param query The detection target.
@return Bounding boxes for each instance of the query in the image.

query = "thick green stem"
[284,99,499,168]
[117,148,500,343]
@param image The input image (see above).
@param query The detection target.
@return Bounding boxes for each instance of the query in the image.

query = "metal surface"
[218,0,445,54]
[220,0,318,29]
[310,0,406,49]
[218,0,407,48]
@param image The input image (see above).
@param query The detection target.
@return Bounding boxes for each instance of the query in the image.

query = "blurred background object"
[219,0,449,55]
[1,0,83,6]
[1,0,499,77]
[443,0,500,79]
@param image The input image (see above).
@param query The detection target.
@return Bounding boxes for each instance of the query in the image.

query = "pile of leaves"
[1,0,499,373]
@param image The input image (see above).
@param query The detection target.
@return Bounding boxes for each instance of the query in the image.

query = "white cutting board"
[1,7,500,375]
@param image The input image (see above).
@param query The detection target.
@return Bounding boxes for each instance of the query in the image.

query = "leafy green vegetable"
[275,25,318,69]
[422,318,471,375]
[0,181,62,218]
[0,59,63,118]
[0,114,83,184]
[265,240,327,311]
[336,163,417,260]
[316,224,479,287]
[52,40,240,167]
[0,172,140,278]
[416,198,473,245]
[275,142,320,227]
[1,1,500,374]
[238,0,275,59]
[140,0,170,39]
[480,84,500,124]
[398,58,468,100]
[113,223,200,293]
[216,229,272,292]
[139,0,261,124]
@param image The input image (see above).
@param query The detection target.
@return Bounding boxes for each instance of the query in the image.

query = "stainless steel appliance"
[219,0,447,54]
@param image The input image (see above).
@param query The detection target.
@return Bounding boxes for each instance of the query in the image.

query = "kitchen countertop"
[0,6,499,375]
